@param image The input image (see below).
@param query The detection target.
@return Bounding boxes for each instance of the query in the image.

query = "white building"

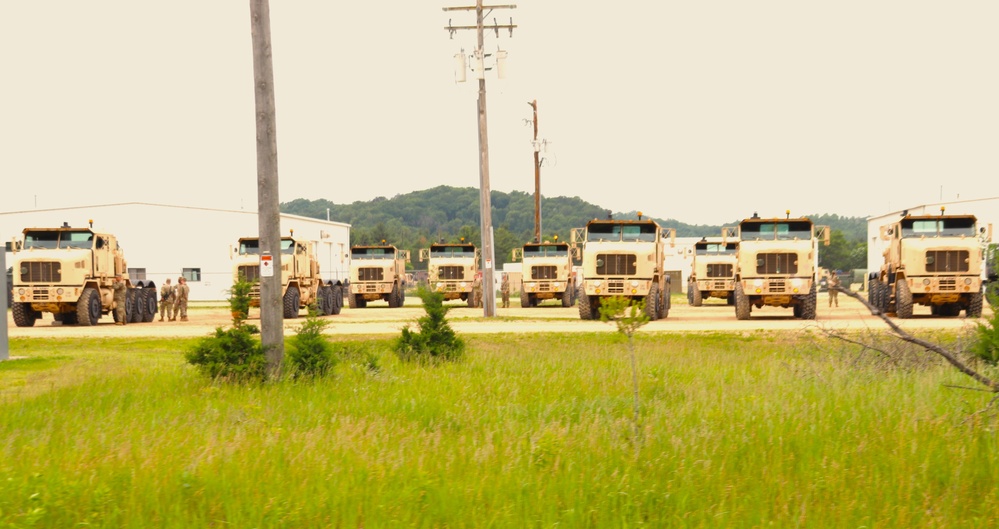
[1,203,350,301]
[866,196,999,273]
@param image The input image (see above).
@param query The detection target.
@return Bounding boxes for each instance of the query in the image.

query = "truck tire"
[578,289,597,320]
[388,284,401,308]
[968,291,983,318]
[686,281,694,305]
[316,285,332,315]
[76,288,102,326]
[734,283,750,320]
[348,291,358,309]
[332,285,344,314]
[800,285,817,320]
[520,289,530,308]
[561,286,573,307]
[128,289,144,323]
[691,284,702,307]
[645,283,661,321]
[283,286,301,319]
[12,302,38,327]
[895,279,913,319]
[142,288,158,322]
[867,279,877,308]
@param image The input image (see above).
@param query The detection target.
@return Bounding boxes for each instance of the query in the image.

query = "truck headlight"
[923,279,931,286]
[460,282,467,288]
[753,279,763,287]
[630,280,639,288]
[56,288,64,295]
[965,278,973,285]
[593,280,602,287]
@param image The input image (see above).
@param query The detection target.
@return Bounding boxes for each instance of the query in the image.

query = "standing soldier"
[500,273,510,308]
[111,273,127,325]
[828,272,841,308]
[159,278,175,321]
[173,276,190,321]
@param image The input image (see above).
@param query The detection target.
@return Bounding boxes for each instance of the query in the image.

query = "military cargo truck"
[733,213,829,320]
[868,209,991,318]
[511,236,576,308]
[233,234,343,318]
[9,223,157,326]
[687,230,738,307]
[575,214,675,321]
[419,240,481,307]
[348,243,410,308]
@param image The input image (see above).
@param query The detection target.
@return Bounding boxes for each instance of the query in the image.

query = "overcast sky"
[2,1,997,226]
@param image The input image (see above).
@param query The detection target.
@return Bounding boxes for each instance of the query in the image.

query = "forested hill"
[281,186,868,268]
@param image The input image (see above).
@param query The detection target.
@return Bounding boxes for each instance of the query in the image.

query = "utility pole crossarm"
[443,4,517,11]
[444,24,517,31]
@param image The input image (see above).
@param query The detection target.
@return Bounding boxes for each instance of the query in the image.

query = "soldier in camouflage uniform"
[173,276,190,321]
[111,273,127,325]
[500,273,510,308]
[159,278,175,321]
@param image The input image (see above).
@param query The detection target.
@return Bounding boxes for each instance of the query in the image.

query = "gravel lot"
[5,291,990,339]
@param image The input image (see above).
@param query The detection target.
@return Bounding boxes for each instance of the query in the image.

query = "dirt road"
[5,292,990,339]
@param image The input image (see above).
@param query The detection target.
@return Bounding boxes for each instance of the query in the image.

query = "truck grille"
[767,278,787,293]
[756,253,798,275]
[926,250,969,273]
[711,280,729,290]
[438,266,465,280]
[20,261,62,283]
[607,280,625,294]
[237,265,260,282]
[707,264,733,278]
[364,284,379,293]
[358,267,384,281]
[596,254,636,276]
[938,278,956,291]
[531,265,557,280]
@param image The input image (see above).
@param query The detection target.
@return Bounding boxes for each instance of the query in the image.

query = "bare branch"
[834,285,998,392]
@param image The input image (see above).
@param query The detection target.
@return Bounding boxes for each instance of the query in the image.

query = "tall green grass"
[1,332,997,527]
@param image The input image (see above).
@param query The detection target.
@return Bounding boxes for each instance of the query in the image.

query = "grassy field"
[1,330,998,528]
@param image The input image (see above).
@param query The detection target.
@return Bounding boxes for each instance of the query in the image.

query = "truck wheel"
[520,289,530,308]
[332,285,344,314]
[12,302,38,327]
[348,291,358,309]
[895,279,913,318]
[800,285,817,320]
[127,289,144,323]
[686,281,694,304]
[734,283,751,320]
[142,288,158,322]
[691,284,702,307]
[968,292,983,318]
[867,279,877,311]
[577,290,597,320]
[645,282,661,321]
[388,284,401,308]
[76,288,102,326]
[283,286,301,319]
[561,286,573,307]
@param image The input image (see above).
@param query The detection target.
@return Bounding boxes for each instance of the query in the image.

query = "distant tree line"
[281,186,868,271]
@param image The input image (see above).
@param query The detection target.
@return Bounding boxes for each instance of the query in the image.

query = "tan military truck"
[348,243,410,308]
[233,234,343,318]
[733,213,829,320]
[868,208,991,318]
[687,230,738,307]
[419,240,481,307]
[511,236,576,308]
[574,214,675,321]
[9,223,158,326]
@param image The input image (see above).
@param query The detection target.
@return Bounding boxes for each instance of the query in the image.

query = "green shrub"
[394,287,464,363]
[286,308,337,378]
[185,324,267,382]
[229,275,255,326]
[972,305,999,365]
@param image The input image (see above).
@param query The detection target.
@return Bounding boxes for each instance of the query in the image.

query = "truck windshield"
[23,230,94,249]
[352,247,395,259]
[523,244,569,258]
[587,222,658,242]
[901,217,977,238]
[239,240,260,255]
[695,243,737,255]
[430,245,475,258]
[740,221,812,241]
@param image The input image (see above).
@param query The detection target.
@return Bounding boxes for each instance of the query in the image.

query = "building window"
[183,268,201,282]
[128,268,146,280]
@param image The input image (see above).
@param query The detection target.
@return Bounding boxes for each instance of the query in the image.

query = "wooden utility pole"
[529,99,541,242]
[443,1,516,317]
[249,0,283,374]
